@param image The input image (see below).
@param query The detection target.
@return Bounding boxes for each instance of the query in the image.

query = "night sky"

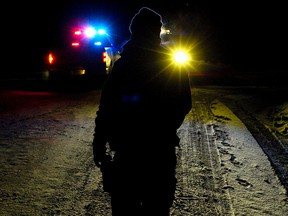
[2,0,287,78]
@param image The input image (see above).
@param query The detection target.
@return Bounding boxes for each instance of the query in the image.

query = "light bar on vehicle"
[72,42,80,47]
[84,27,97,38]
[97,29,106,35]
[74,30,81,35]
[74,27,107,38]
[71,26,108,47]
[94,41,102,46]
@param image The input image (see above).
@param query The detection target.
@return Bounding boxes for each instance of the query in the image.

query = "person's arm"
[92,102,109,167]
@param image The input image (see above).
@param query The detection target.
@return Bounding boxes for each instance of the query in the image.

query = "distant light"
[79,69,85,75]
[48,53,54,64]
[102,52,107,62]
[161,28,170,35]
[12,91,55,96]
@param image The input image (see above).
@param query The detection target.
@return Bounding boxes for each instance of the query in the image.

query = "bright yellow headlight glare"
[173,50,190,64]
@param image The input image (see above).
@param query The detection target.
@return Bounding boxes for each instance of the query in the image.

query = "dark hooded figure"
[92,7,192,216]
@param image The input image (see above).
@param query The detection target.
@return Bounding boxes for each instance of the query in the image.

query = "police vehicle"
[46,25,119,80]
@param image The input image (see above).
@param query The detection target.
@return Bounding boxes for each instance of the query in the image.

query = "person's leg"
[140,149,177,216]
[142,202,170,216]
[110,152,143,215]
[111,193,142,216]
[139,173,175,216]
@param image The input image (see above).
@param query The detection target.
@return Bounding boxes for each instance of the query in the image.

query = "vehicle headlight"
[173,50,190,64]
[162,45,193,70]
[170,49,191,67]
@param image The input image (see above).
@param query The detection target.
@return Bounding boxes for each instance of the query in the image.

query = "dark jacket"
[93,7,192,161]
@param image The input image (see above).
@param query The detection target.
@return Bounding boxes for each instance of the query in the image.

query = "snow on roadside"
[210,99,288,215]
[255,101,288,145]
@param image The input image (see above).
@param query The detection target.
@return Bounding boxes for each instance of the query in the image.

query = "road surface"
[0,85,287,215]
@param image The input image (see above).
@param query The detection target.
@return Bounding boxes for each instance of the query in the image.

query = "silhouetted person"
[92,7,192,216]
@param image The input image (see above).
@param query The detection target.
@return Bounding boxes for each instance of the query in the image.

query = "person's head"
[128,7,163,44]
